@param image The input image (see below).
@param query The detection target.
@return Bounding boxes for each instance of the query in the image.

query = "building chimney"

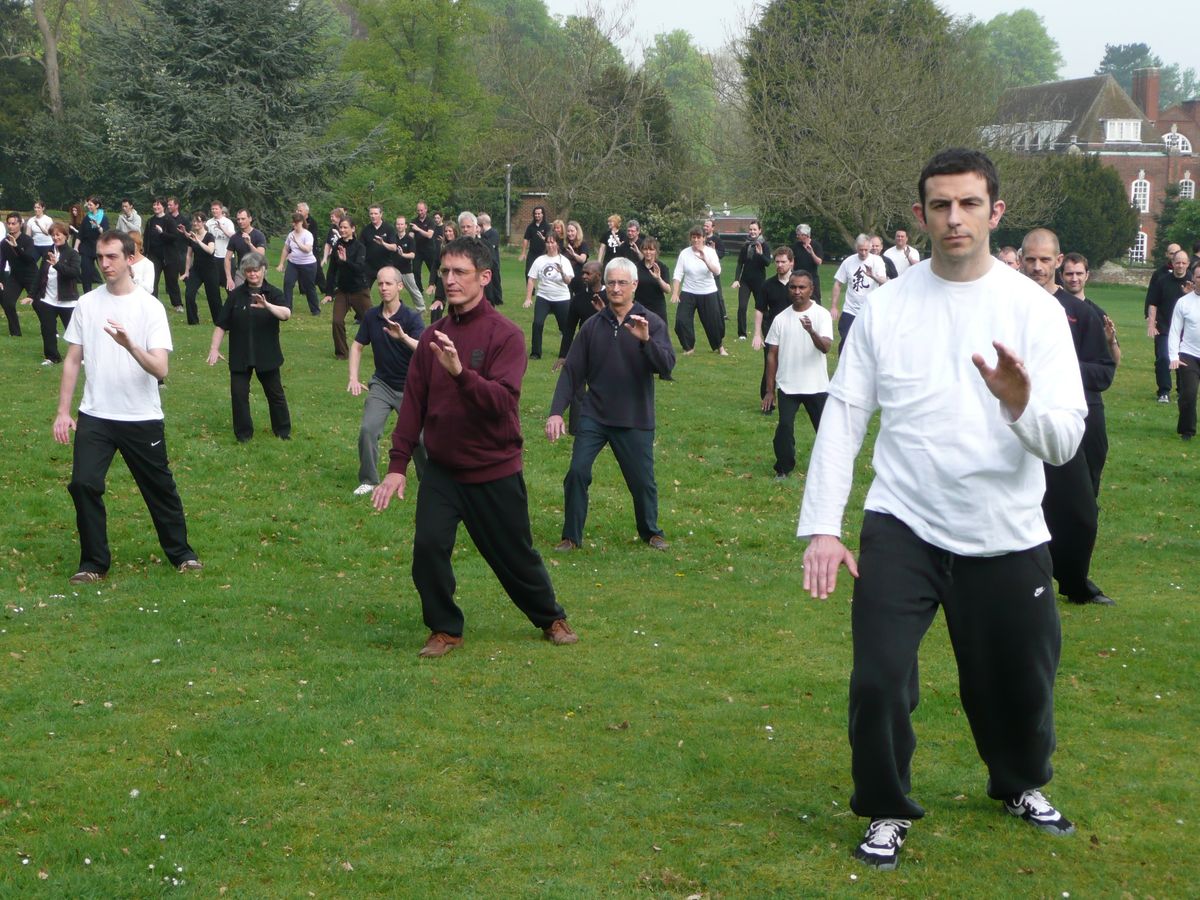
[1133,67,1160,123]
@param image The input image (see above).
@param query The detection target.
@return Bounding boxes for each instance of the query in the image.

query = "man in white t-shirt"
[830,234,886,351]
[798,149,1085,871]
[53,230,202,585]
[883,229,920,276]
[763,269,832,478]
[205,201,236,277]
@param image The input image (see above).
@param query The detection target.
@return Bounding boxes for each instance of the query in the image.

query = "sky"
[542,0,1187,82]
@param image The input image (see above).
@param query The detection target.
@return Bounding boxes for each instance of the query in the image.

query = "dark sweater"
[1,233,39,288]
[327,238,370,293]
[216,279,290,372]
[549,302,675,430]
[388,299,527,483]
[735,240,771,287]
[1054,289,1115,406]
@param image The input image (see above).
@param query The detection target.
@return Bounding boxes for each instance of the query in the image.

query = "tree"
[85,0,353,228]
[643,30,719,199]
[970,9,1062,89]
[1095,43,1199,108]
[1160,199,1200,254]
[1155,183,1183,259]
[994,155,1138,266]
[738,0,1004,248]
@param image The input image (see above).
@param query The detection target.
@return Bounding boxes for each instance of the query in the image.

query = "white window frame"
[1180,178,1196,200]
[1129,230,1148,263]
[1165,132,1193,154]
[1131,178,1151,213]
[1106,119,1142,142]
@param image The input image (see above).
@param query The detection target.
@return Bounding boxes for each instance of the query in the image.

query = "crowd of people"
[0,149,1183,872]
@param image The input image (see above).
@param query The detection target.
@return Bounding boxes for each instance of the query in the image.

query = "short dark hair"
[439,236,494,274]
[918,148,1000,209]
[688,225,704,239]
[774,246,795,261]
[789,269,814,285]
[339,215,356,229]
[5,212,21,224]
[1063,252,1089,272]
[98,229,135,257]
[121,197,132,206]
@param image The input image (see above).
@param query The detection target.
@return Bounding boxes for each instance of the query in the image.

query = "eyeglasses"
[605,279,632,288]
[439,266,477,278]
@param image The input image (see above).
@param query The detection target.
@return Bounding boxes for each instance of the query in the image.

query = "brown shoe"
[647,535,669,551]
[418,632,463,658]
[69,570,105,585]
[554,538,578,551]
[543,618,578,645]
[177,559,204,573]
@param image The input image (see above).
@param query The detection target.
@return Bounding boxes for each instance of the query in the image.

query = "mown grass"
[0,255,1195,896]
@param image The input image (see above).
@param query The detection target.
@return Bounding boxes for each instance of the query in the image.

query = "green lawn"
[0,256,1195,896]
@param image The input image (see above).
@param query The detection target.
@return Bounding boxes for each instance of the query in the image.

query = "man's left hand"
[972,340,1031,420]
[624,314,649,342]
[545,415,566,441]
[103,319,133,350]
[430,330,463,376]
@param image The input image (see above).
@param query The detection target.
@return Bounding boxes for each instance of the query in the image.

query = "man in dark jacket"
[546,256,675,551]
[372,237,577,657]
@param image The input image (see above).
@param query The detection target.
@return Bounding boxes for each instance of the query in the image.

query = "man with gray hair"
[792,223,824,302]
[546,256,675,551]
[830,233,886,351]
[459,210,502,306]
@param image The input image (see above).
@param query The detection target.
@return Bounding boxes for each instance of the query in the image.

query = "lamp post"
[505,163,513,243]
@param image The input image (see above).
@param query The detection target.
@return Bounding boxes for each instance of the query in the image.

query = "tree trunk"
[32,0,63,119]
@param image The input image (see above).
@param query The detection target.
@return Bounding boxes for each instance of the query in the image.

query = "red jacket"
[388,299,526,483]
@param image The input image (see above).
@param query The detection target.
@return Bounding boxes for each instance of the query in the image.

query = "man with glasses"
[545,256,675,551]
[372,238,577,657]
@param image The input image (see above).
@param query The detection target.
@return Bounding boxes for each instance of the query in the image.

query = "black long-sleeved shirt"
[1054,289,1115,406]
[1145,271,1190,330]
[734,239,771,287]
[327,238,370,293]
[549,302,674,430]
[216,279,290,373]
[1,233,39,289]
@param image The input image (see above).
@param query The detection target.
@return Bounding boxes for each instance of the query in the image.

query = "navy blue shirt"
[355,303,425,391]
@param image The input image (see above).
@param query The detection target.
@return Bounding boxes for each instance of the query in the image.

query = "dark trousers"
[531,296,569,358]
[33,299,73,362]
[674,290,724,351]
[1042,449,1100,601]
[736,281,760,338]
[412,462,565,637]
[284,261,321,315]
[562,416,662,545]
[415,250,438,293]
[68,412,197,575]
[80,252,99,293]
[332,290,371,358]
[1081,401,1107,497]
[1154,333,1172,396]
[1,276,29,335]
[184,268,222,325]
[849,512,1060,820]
[151,253,183,308]
[773,391,826,475]
[230,366,290,441]
[1177,352,1200,437]
[837,312,856,354]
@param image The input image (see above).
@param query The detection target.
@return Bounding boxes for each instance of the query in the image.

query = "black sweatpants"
[184,268,223,325]
[772,390,825,475]
[849,512,1060,820]
[412,462,565,637]
[1080,401,1108,498]
[33,300,73,363]
[1,276,31,335]
[1177,352,1200,438]
[1042,449,1099,601]
[230,366,291,441]
[68,412,197,575]
[674,290,724,351]
[151,253,183,309]
[735,281,760,338]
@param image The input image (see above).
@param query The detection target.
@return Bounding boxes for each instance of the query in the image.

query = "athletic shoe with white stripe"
[1005,789,1075,835]
[853,818,911,870]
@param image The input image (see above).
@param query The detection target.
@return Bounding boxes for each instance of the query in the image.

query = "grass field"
[1,251,1196,896]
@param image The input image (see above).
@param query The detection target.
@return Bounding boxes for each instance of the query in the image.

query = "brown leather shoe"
[177,559,204,573]
[543,619,578,645]
[647,535,669,551]
[418,632,463,658]
[554,539,578,551]
[69,570,105,585]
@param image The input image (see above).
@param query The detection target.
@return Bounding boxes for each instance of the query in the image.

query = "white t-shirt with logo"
[834,253,887,316]
[63,284,173,421]
[529,254,574,303]
[765,302,834,395]
[884,244,920,275]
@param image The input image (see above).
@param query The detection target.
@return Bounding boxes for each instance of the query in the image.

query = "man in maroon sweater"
[372,237,577,657]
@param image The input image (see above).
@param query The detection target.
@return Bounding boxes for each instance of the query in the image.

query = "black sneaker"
[853,818,910,870]
[1005,789,1075,835]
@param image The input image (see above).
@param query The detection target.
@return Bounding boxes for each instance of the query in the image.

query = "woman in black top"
[730,221,771,340]
[324,216,372,359]
[206,252,292,442]
[634,237,671,324]
[520,206,549,277]
[182,212,222,325]
[30,223,82,362]
[77,196,110,293]
[427,221,459,314]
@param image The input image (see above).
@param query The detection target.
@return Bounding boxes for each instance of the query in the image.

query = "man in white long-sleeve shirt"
[797,149,1086,872]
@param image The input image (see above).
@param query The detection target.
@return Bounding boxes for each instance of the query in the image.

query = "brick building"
[985,68,1193,260]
